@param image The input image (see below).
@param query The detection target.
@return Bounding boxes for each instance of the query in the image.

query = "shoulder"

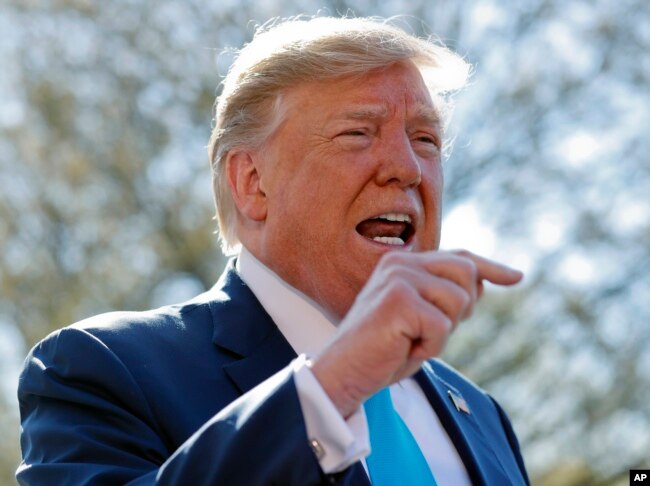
[40,291,211,350]
[21,261,253,387]
[22,285,234,388]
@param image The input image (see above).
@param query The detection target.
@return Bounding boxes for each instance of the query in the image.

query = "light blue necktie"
[365,388,438,486]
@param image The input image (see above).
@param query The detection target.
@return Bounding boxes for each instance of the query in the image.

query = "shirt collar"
[236,246,339,356]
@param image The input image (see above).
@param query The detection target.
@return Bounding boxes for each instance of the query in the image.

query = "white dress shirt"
[237,247,471,484]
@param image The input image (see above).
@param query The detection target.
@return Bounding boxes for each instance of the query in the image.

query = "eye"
[335,128,372,150]
[416,135,438,144]
[412,133,441,150]
[341,129,368,137]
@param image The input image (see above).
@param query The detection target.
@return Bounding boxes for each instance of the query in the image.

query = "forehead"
[281,62,441,126]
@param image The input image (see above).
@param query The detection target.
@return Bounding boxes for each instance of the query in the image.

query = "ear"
[226,149,267,222]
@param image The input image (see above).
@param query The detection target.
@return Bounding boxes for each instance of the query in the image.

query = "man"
[18,16,530,485]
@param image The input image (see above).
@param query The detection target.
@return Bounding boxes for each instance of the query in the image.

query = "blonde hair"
[208,16,470,254]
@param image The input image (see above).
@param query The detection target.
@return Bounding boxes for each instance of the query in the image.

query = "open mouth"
[355,212,415,246]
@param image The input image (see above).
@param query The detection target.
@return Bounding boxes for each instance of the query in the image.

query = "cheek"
[271,175,333,233]
[422,165,444,204]
[307,160,367,208]
[419,167,444,246]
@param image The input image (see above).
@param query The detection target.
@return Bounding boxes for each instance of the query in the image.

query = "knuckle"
[426,306,444,326]
[431,310,453,333]
[458,294,474,320]
[452,249,472,259]
[459,259,478,282]
[382,278,417,307]
[379,250,406,268]
[447,251,477,281]
[458,290,471,310]
[385,277,411,299]
[383,263,405,281]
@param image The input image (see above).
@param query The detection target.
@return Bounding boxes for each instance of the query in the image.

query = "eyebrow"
[339,104,442,128]
[341,105,390,121]
[412,105,442,128]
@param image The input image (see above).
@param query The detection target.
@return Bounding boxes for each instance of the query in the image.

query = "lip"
[362,208,417,224]
[355,206,418,244]
[354,230,416,251]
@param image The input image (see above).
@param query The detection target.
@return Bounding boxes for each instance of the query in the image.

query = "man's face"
[255,61,444,319]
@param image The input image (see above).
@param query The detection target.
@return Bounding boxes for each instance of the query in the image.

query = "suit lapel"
[415,362,513,486]
[209,262,298,395]
[222,330,297,395]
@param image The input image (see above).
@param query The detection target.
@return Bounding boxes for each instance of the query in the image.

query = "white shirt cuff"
[291,354,370,473]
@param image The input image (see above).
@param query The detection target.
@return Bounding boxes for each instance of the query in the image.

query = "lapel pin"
[448,390,471,415]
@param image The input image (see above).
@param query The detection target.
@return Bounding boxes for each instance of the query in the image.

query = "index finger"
[450,249,524,286]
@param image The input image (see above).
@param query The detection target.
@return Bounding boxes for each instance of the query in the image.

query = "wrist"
[308,355,364,419]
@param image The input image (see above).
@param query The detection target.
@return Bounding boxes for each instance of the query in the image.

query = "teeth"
[376,213,411,223]
[373,236,405,245]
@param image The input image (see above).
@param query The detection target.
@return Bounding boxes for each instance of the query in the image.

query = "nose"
[375,132,422,188]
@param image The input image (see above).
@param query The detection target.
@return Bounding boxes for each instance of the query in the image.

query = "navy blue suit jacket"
[18,261,529,485]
